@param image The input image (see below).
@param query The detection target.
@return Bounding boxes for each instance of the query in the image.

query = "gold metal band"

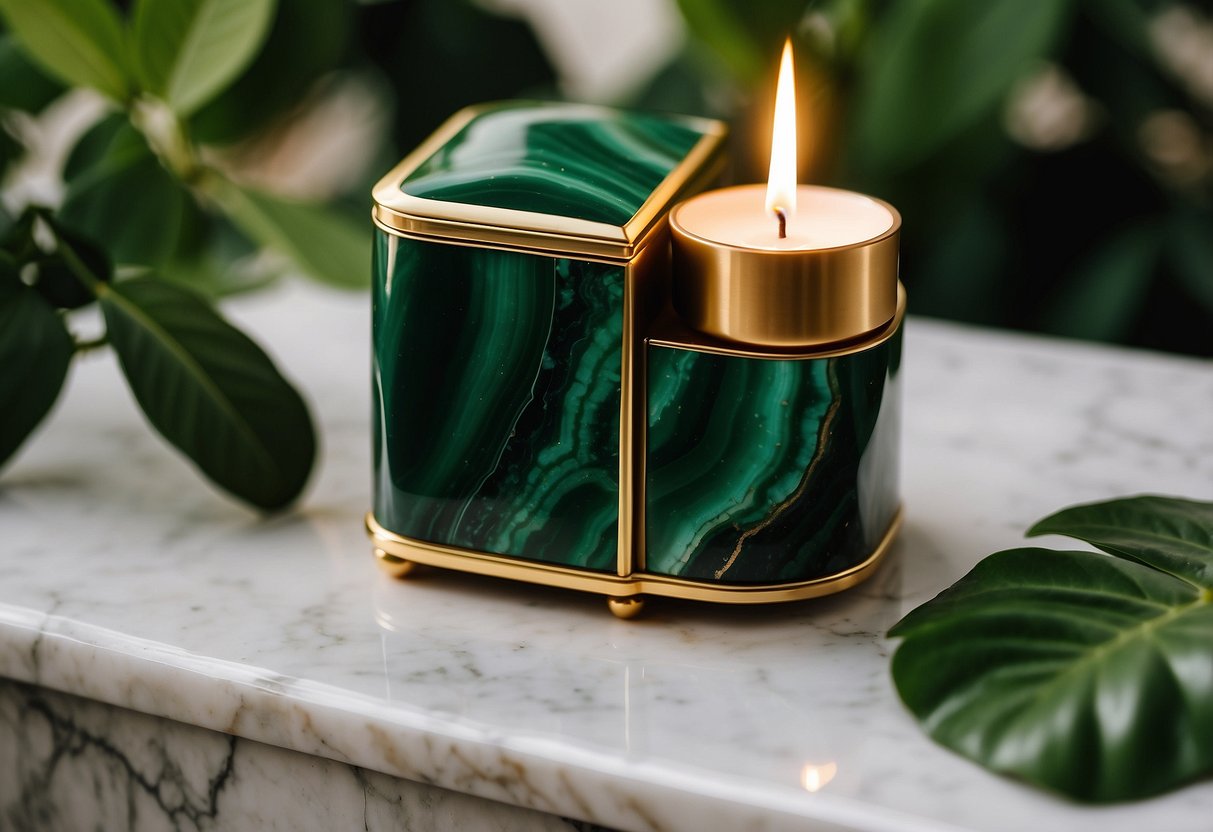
[371,102,728,261]
[368,509,901,605]
[649,282,906,360]
[670,185,902,347]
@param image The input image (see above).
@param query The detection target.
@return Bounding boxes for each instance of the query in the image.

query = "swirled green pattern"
[372,231,622,570]
[400,102,706,226]
[646,329,902,583]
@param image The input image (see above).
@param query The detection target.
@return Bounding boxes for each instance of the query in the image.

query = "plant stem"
[130,99,202,184]
[73,335,109,354]
[35,212,104,294]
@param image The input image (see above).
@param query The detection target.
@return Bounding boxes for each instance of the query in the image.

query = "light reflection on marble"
[371,551,906,795]
[1,282,1211,832]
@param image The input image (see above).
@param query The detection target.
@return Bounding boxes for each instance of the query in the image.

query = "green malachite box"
[368,101,903,617]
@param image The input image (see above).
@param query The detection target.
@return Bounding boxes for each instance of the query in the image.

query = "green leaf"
[210,180,369,288]
[891,496,1213,803]
[98,277,314,509]
[0,33,64,112]
[33,221,113,309]
[0,206,37,262]
[361,0,557,153]
[132,0,277,116]
[0,261,74,469]
[1168,208,1213,316]
[0,0,130,100]
[188,0,350,145]
[852,0,1072,174]
[60,115,186,266]
[1039,225,1159,341]
[0,121,20,174]
[158,251,281,300]
[1029,495,1213,590]
[675,0,808,82]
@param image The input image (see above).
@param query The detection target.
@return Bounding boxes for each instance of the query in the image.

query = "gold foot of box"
[367,509,901,618]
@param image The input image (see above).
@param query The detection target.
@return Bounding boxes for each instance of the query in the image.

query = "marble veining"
[1,282,1212,832]
[0,679,605,832]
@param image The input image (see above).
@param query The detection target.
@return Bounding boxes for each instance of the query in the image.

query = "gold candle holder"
[670,184,902,348]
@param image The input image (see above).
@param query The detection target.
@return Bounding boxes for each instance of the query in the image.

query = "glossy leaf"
[133,0,276,116]
[0,33,63,112]
[0,259,74,468]
[60,115,186,266]
[1029,495,1213,590]
[99,277,314,509]
[891,496,1213,803]
[210,181,368,288]
[852,0,1072,174]
[0,0,129,100]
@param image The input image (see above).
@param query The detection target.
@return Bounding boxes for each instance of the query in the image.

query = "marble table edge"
[0,603,962,832]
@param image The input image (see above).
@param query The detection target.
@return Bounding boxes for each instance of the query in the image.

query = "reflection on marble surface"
[1,282,1212,832]
[0,680,605,832]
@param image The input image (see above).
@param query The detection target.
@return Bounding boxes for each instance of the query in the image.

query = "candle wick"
[774,208,788,239]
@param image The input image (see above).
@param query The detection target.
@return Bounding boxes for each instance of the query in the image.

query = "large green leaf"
[1029,496,1213,590]
[852,0,1072,174]
[60,115,187,266]
[0,0,129,100]
[132,0,276,116]
[0,33,64,112]
[210,180,369,288]
[98,277,314,509]
[891,495,1213,803]
[0,257,74,468]
[188,0,350,145]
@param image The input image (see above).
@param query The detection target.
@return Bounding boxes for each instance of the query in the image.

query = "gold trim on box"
[367,509,901,606]
[371,102,728,261]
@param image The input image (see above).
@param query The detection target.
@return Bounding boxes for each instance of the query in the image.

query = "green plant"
[0,0,371,508]
[658,0,1213,356]
[890,495,1213,802]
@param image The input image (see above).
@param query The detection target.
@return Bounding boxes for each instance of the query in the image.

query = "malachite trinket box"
[368,101,903,617]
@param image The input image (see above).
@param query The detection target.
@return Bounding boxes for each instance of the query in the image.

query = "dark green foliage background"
[1,0,1209,509]
[657,0,1213,356]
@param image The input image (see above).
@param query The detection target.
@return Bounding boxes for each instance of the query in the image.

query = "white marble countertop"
[2,281,1212,832]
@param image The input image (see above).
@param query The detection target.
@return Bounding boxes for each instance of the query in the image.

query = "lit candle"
[669,39,902,347]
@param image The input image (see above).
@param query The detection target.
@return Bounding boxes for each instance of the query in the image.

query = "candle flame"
[765,38,797,221]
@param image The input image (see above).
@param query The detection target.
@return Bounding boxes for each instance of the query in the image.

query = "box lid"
[372,101,726,260]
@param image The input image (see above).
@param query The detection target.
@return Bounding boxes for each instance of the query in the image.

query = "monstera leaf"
[890,495,1213,803]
